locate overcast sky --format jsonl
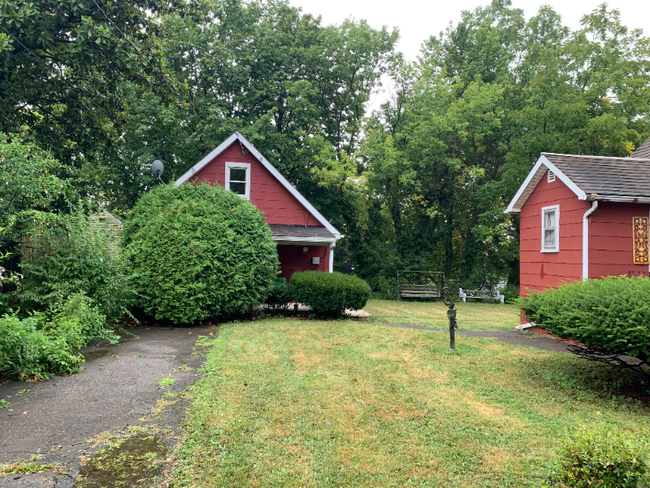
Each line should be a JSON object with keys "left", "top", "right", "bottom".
{"left": 290, "top": 0, "right": 649, "bottom": 61}
{"left": 289, "top": 0, "right": 649, "bottom": 108}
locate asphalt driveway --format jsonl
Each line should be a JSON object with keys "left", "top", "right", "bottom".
{"left": 0, "top": 326, "right": 215, "bottom": 488}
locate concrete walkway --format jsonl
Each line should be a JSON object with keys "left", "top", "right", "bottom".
{"left": 0, "top": 326, "right": 215, "bottom": 488}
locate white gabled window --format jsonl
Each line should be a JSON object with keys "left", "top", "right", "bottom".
{"left": 225, "top": 162, "right": 251, "bottom": 200}
{"left": 547, "top": 170, "right": 555, "bottom": 183}
{"left": 541, "top": 205, "right": 559, "bottom": 252}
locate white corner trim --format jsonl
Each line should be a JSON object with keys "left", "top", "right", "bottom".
{"left": 174, "top": 132, "right": 342, "bottom": 239}
{"left": 582, "top": 201, "right": 598, "bottom": 279}
{"left": 225, "top": 162, "right": 251, "bottom": 200}
{"left": 329, "top": 242, "right": 335, "bottom": 273}
{"left": 541, "top": 204, "right": 560, "bottom": 252}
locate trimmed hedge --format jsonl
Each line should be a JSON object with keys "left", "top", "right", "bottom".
{"left": 518, "top": 276, "right": 650, "bottom": 363}
{"left": 123, "top": 183, "right": 278, "bottom": 324}
{"left": 291, "top": 271, "right": 371, "bottom": 318}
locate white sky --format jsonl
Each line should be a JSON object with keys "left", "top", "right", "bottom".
{"left": 290, "top": 0, "right": 650, "bottom": 108}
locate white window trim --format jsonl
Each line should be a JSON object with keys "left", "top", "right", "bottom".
{"left": 541, "top": 204, "right": 560, "bottom": 253}
{"left": 225, "top": 162, "right": 251, "bottom": 200}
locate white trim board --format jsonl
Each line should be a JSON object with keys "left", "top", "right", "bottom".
{"left": 175, "top": 132, "right": 342, "bottom": 239}
{"left": 505, "top": 154, "right": 587, "bottom": 213}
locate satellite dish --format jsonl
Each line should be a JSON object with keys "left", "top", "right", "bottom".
{"left": 152, "top": 160, "right": 164, "bottom": 178}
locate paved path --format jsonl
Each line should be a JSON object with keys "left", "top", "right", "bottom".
{"left": 0, "top": 326, "right": 215, "bottom": 488}
{"left": 379, "top": 322, "right": 574, "bottom": 353}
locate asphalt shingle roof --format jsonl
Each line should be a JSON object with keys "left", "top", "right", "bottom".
{"left": 543, "top": 152, "right": 650, "bottom": 199}
{"left": 632, "top": 137, "right": 650, "bottom": 159}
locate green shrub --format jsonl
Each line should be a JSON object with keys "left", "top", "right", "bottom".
{"left": 501, "top": 284, "right": 519, "bottom": 304}
{"left": 290, "top": 271, "right": 371, "bottom": 318}
{"left": 17, "top": 210, "right": 136, "bottom": 326}
{"left": 123, "top": 183, "right": 278, "bottom": 324}
{"left": 546, "top": 423, "right": 650, "bottom": 487}
{"left": 263, "top": 284, "right": 294, "bottom": 313}
{"left": 0, "top": 293, "right": 109, "bottom": 379}
{"left": 518, "top": 277, "right": 650, "bottom": 364}
{"left": 366, "top": 276, "right": 397, "bottom": 300}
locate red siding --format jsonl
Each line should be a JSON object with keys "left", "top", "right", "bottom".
{"left": 519, "top": 171, "right": 590, "bottom": 297}
{"left": 589, "top": 202, "right": 649, "bottom": 278}
{"left": 277, "top": 245, "right": 330, "bottom": 281}
{"left": 190, "top": 142, "right": 321, "bottom": 226}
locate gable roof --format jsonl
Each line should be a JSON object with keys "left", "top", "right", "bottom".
{"left": 506, "top": 152, "right": 650, "bottom": 213}
{"left": 175, "top": 132, "right": 341, "bottom": 238}
{"left": 632, "top": 136, "right": 650, "bottom": 159}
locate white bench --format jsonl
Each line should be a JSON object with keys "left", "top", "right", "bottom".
{"left": 458, "top": 287, "right": 504, "bottom": 304}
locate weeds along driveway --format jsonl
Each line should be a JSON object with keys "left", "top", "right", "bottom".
{"left": 0, "top": 325, "right": 216, "bottom": 488}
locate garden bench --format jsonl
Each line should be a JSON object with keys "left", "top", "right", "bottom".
{"left": 399, "top": 283, "right": 440, "bottom": 299}
{"left": 458, "top": 286, "right": 504, "bottom": 304}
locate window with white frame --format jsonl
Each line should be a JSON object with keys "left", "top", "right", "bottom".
{"left": 225, "top": 162, "right": 250, "bottom": 200}
{"left": 541, "top": 205, "right": 559, "bottom": 252}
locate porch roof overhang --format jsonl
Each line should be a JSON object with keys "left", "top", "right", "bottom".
{"left": 270, "top": 224, "right": 339, "bottom": 246}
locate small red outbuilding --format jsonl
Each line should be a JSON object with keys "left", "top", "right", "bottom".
{"left": 505, "top": 137, "right": 650, "bottom": 306}
{"left": 174, "top": 132, "right": 342, "bottom": 282}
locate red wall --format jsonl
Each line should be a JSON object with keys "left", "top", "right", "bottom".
{"left": 589, "top": 202, "right": 649, "bottom": 278}
{"left": 277, "top": 245, "right": 330, "bottom": 281}
{"left": 519, "top": 171, "right": 590, "bottom": 297}
{"left": 190, "top": 142, "right": 321, "bottom": 226}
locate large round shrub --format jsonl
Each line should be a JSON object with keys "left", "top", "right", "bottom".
{"left": 290, "top": 271, "right": 371, "bottom": 318}
{"left": 123, "top": 183, "right": 278, "bottom": 324}
{"left": 518, "top": 276, "right": 650, "bottom": 363}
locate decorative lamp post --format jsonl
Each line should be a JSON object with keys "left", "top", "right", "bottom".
{"left": 442, "top": 286, "right": 458, "bottom": 350}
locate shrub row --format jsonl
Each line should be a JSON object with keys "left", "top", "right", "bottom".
{"left": 265, "top": 271, "right": 371, "bottom": 318}
{"left": 518, "top": 276, "right": 650, "bottom": 363}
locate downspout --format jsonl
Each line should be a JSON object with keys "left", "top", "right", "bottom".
{"left": 582, "top": 201, "right": 598, "bottom": 280}
{"left": 329, "top": 242, "right": 336, "bottom": 273}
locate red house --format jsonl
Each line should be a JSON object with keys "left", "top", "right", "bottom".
{"left": 174, "top": 132, "right": 342, "bottom": 282}
{"left": 505, "top": 138, "right": 650, "bottom": 309}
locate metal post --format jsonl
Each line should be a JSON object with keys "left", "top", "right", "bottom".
{"left": 442, "top": 287, "right": 458, "bottom": 350}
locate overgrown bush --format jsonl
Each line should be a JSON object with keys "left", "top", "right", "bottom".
{"left": 123, "top": 183, "right": 278, "bottom": 324}
{"left": 290, "top": 271, "right": 371, "bottom": 318}
{"left": 0, "top": 293, "right": 112, "bottom": 379}
{"left": 546, "top": 423, "right": 650, "bottom": 487}
{"left": 16, "top": 211, "right": 135, "bottom": 325}
{"left": 518, "top": 277, "right": 650, "bottom": 365}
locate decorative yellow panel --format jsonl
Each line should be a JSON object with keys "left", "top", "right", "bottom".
{"left": 633, "top": 217, "right": 649, "bottom": 265}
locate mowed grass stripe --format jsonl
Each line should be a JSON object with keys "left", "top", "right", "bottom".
{"left": 363, "top": 299, "right": 520, "bottom": 331}
{"left": 171, "top": 319, "right": 649, "bottom": 487}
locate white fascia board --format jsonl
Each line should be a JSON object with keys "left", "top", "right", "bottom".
{"left": 174, "top": 132, "right": 342, "bottom": 239}
{"left": 272, "top": 236, "right": 336, "bottom": 246}
{"left": 505, "top": 154, "right": 587, "bottom": 213}
{"left": 174, "top": 132, "right": 240, "bottom": 186}
{"left": 540, "top": 155, "right": 587, "bottom": 201}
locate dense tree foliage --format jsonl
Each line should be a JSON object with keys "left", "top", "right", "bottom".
{"left": 347, "top": 0, "right": 650, "bottom": 284}
{"left": 2, "top": 0, "right": 649, "bottom": 289}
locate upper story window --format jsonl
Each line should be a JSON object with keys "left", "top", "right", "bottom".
{"left": 542, "top": 205, "right": 559, "bottom": 252}
{"left": 225, "top": 162, "right": 250, "bottom": 200}
{"left": 547, "top": 170, "right": 555, "bottom": 183}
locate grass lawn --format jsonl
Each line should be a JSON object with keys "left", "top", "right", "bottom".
{"left": 170, "top": 319, "right": 649, "bottom": 487}
{"left": 364, "top": 299, "right": 520, "bottom": 330}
